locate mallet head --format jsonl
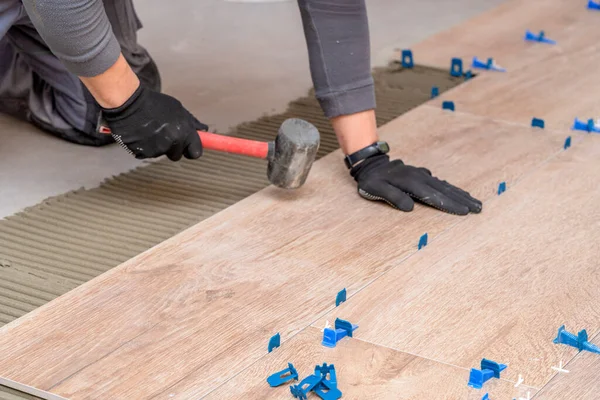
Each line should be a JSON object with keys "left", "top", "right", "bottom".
{"left": 267, "top": 118, "right": 320, "bottom": 189}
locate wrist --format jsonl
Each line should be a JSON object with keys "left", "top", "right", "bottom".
{"left": 331, "top": 110, "right": 378, "bottom": 154}
{"left": 80, "top": 54, "right": 140, "bottom": 108}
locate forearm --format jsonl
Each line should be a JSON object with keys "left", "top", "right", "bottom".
{"left": 80, "top": 54, "right": 139, "bottom": 108}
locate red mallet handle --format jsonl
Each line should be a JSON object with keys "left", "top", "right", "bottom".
{"left": 198, "top": 131, "right": 270, "bottom": 159}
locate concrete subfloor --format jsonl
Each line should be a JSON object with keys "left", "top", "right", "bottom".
{"left": 0, "top": 0, "right": 505, "bottom": 219}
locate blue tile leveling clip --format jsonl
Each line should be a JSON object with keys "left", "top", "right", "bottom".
{"left": 442, "top": 101, "right": 455, "bottom": 112}
{"left": 401, "top": 49, "right": 414, "bottom": 68}
{"left": 267, "top": 363, "right": 299, "bottom": 387}
{"left": 553, "top": 325, "right": 600, "bottom": 354}
{"left": 531, "top": 118, "right": 545, "bottom": 129}
{"left": 468, "top": 358, "right": 507, "bottom": 389}
{"left": 322, "top": 318, "right": 358, "bottom": 348}
{"left": 290, "top": 363, "right": 342, "bottom": 400}
{"left": 450, "top": 58, "right": 463, "bottom": 77}
{"left": 268, "top": 332, "right": 280, "bottom": 353}
{"left": 472, "top": 57, "right": 506, "bottom": 72}
{"left": 588, "top": 0, "right": 600, "bottom": 10}
{"left": 431, "top": 86, "right": 439, "bottom": 99}
{"left": 335, "top": 288, "right": 346, "bottom": 307}
{"left": 497, "top": 182, "right": 506, "bottom": 196}
{"left": 572, "top": 118, "right": 600, "bottom": 133}
{"left": 524, "top": 30, "right": 556, "bottom": 45}
{"left": 418, "top": 233, "right": 428, "bottom": 250}
{"left": 564, "top": 136, "right": 572, "bottom": 150}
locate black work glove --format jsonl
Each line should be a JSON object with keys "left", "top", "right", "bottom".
{"left": 351, "top": 154, "right": 482, "bottom": 215}
{"left": 102, "top": 86, "right": 207, "bottom": 161}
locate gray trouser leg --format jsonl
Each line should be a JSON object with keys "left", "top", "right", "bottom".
{"left": 297, "top": 0, "right": 376, "bottom": 119}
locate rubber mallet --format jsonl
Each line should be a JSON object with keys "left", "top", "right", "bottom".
{"left": 101, "top": 118, "right": 320, "bottom": 189}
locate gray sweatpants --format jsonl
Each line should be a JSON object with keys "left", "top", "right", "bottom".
{"left": 0, "top": 0, "right": 375, "bottom": 145}
{"left": 0, "top": 0, "right": 150, "bottom": 145}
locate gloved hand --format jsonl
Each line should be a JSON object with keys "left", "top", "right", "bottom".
{"left": 102, "top": 86, "right": 207, "bottom": 161}
{"left": 350, "top": 154, "right": 482, "bottom": 215}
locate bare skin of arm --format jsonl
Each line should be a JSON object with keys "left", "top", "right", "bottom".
{"left": 79, "top": 54, "right": 140, "bottom": 109}
{"left": 331, "top": 109, "right": 379, "bottom": 155}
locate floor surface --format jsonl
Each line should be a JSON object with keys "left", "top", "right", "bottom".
{"left": 0, "top": 0, "right": 505, "bottom": 218}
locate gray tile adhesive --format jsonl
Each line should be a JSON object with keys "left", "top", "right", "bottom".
{"left": 0, "top": 63, "right": 466, "bottom": 399}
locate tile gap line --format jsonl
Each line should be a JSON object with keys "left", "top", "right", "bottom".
{"left": 532, "top": 330, "right": 600, "bottom": 398}
{"left": 351, "top": 334, "right": 541, "bottom": 391}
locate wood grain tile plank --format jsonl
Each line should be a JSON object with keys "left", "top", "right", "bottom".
{"left": 313, "top": 137, "right": 600, "bottom": 389}
{"left": 0, "top": 107, "right": 567, "bottom": 399}
{"left": 205, "top": 327, "right": 536, "bottom": 400}
{"left": 411, "top": 0, "right": 599, "bottom": 72}
{"left": 534, "top": 333, "right": 600, "bottom": 399}
{"left": 430, "top": 43, "right": 600, "bottom": 130}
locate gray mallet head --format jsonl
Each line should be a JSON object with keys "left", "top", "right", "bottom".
{"left": 267, "top": 118, "right": 320, "bottom": 189}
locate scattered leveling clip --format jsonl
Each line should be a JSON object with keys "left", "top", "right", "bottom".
{"left": 267, "top": 363, "right": 299, "bottom": 387}
{"left": 322, "top": 318, "right": 358, "bottom": 348}
{"left": 588, "top": 0, "right": 600, "bottom": 10}
{"left": 524, "top": 30, "right": 556, "bottom": 45}
{"left": 468, "top": 358, "right": 507, "bottom": 389}
{"left": 290, "top": 363, "right": 342, "bottom": 400}
{"left": 472, "top": 57, "right": 506, "bottom": 72}
{"left": 553, "top": 325, "right": 600, "bottom": 354}
{"left": 564, "top": 136, "right": 572, "bottom": 150}
{"left": 431, "top": 86, "right": 439, "bottom": 99}
{"left": 572, "top": 118, "right": 600, "bottom": 133}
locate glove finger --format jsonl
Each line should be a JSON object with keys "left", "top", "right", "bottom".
{"left": 428, "top": 178, "right": 482, "bottom": 213}
{"left": 183, "top": 131, "right": 203, "bottom": 160}
{"left": 358, "top": 181, "right": 414, "bottom": 212}
{"left": 398, "top": 178, "right": 470, "bottom": 215}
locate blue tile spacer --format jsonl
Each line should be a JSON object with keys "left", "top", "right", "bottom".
{"left": 268, "top": 332, "right": 280, "bottom": 353}
{"left": 588, "top": 0, "right": 600, "bottom": 10}
{"left": 322, "top": 318, "right": 359, "bottom": 348}
{"left": 401, "top": 49, "right": 414, "bottom": 68}
{"left": 524, "top": 30, "right": 557, "bottom": 45}
{"left": 468, "top": 358, "right": 507, "bottom": 389}
{"left": 418, "top": 233, "right": 428, "bottom": 250}
{"left": 553, "top": 325, "right": 600, "bottom": 354}
{"left": 572, "top": 118, "right": 600, "bottom": 133}
{"left": 472, "top": 56, "right": 506, "bottom": 72}
{"left": 450, "top": 58, "right": 463, "bottom": 77}
{"left": 431, "top": 86, "right": 440, "bottom": 99}
{"left": 290, "top": 374, "right": 322, "bottom": 399}
{"left": 314, "top": 363, "right": 337, "bottom": 386}
{"left": 267, "top": 363, "right": 299, "bottom": 387}
{"left": 442, "top": 101, "right": 455, "bottom": 112}
{"left": 313, "top": 379, "right": 342, "bottom": 400}
{"left": 564, "top": 136, "right": 572, "bottom": 150}
{"left": 497, "top": 182, "right": 506, "bottom": 195}
{"left": 335, "top": 288, "right": 347, "bottom": 307}
{"left": 464, "top": 70, "right": 474, "bottom": 80}
{"left": 482, "top": 394, "right": 489, "bottom": 400}
{"left": 531, "top": 118, "right": 545, "bottom": 129}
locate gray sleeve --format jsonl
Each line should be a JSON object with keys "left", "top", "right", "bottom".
{"left": 297, "top": 0, "right": 375, "bottom": 118}
{"left": 21, "top": 0, "right": 121, "bottom": 77}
